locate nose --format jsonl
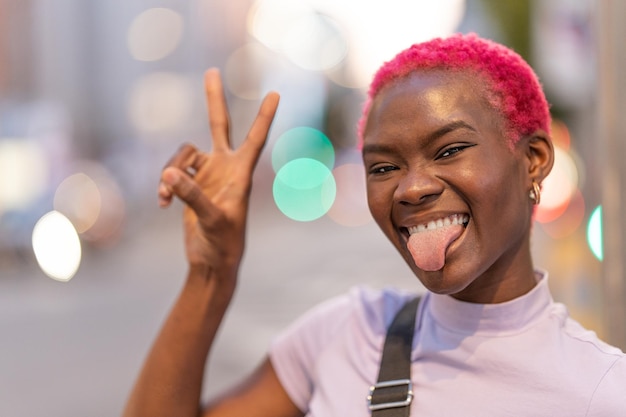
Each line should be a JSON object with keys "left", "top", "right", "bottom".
{"left": 394, "top": 168, "right": 443, "bottom": 205}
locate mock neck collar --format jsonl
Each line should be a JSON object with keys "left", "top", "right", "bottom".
{"left": 427, "top": 270, "right": 553, "bottom": 335}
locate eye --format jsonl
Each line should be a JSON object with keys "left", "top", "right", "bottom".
{"left": 437, "top": 144, "right": 475, "bottom": 159}
{"left": 369, "top": 164, "right": 398, "bottom": 175}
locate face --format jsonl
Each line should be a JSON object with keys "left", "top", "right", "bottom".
{"left": 362, "top": 71, "right": 537, "bottom": 303}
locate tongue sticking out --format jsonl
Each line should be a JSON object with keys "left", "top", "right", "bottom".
{"left": 408, "top": 223, "right": 464, "bottom": 271}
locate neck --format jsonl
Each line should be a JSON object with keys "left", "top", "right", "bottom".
{"left": 452, "top": 247, "right": 538, "bottom": 304}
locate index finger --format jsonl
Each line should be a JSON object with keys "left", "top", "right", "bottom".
{"left": 204, "top": 68, "right": 231, "bottom": 151}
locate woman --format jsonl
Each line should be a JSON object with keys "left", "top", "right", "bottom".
{"left": 123, "top": 34, "right": 625, "bottom": 417}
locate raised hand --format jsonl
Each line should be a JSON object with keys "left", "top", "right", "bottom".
{"left": 123, "top": 71, "right": 283, "bottom": 417}
{"left": 158, "top": 68, "right": 280, "bottom": 280}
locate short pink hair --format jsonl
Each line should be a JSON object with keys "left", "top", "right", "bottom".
{"left": 357, "top": 33, "right": 551, "bottom": 147}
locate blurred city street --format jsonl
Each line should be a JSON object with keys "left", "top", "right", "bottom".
{"left": 0, "top": 189, "right": 417, "bottom": 417}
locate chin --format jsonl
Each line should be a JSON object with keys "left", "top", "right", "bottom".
{"left": 412, "top": 263, "right": 475, "bottom": 296}
{"left": 396, "top": 244, "right": 477, "bottom": 296}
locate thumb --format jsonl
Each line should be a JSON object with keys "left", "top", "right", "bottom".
{"left": 161, "top": 167, "right": 213, "bottom": 219}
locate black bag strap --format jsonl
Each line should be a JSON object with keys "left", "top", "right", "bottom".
{"left": 367, "top": 296, "right": 421, "bottom": 417}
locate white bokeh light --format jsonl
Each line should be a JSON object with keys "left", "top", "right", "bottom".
{"left": 249, "top": 0, "right": 466, "bottom": 87}
{"left": 32, "top": 211, "right": 82, "bottom": 282}
{"left": 128, "top": 72, "right": 194, "bottom": 136}
{"left": 249, "top": 0, "right": 347, "bottom": 71}
{"left": 282, "top": 13, "right": 347, "bottom": 71}
{"left": 224, "top": 43, "right": 273, "bottom": 100}
{"left": 324, "top": 0, "right": 466, "bottom": 88}
{"left": 127, "top": 8, "right": 184, "bottom": 62}
{"left": 248, "top": 0, "right": 314, "bottom": 51}
{"left": 0, "top": 139, "right": 48, "bottom": 212}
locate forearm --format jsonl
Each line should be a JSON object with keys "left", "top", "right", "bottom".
{"left": 122, "top": 265, "right": 237, "bottom": 417}
{"left": 130, "top": 67, "right": 280, "bottom": 417}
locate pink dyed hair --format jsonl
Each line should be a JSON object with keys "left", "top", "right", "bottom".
{"left": 357, "top": 33, "right": 551, "bottom": 147}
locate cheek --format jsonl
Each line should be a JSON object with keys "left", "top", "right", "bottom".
{"left": 366, "top": 182, "right": 393, "bottom": 223}
{"left": 471, "top": 165, "right": 528, "bottom": 224}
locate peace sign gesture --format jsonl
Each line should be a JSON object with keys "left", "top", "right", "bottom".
{"left": 158, "top": 69, "right": 280, "bottom": 282}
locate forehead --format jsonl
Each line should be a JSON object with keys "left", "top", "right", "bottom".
{"left": 363, "top": 71, "right": 503, "bottom": 144}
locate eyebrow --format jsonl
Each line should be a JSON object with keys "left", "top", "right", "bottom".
{"left": 362, "top": 120, "right": 477, "bottom": 155}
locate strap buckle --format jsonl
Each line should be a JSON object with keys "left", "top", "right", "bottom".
{"left": 367, "top": 378, "right": 413, "bottom": 411}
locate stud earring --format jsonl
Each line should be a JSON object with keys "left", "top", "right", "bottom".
{"left": 529, "top": 181, "right": 541, "bottom": 205}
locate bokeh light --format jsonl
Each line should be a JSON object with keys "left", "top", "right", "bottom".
{"left": 248, "top": 0, "right": 465, "bottom": 86}
{"left": 224, "top": 43, "right": 273, "bottom": 100}
{"left": 248, "top": 0, "right": 314, "bottom": 52}
{"left": 587, "top": 205, "right": 603, "bottom": 261}
{"left": 539, "top": 189, "right": 585, "bottom": 239}
{"left": 536, "top": 146, "right": 579, "bottom": 223}
{"left": 551, "top": 119, "right": 571, "bottom": 151}
{"left": 54, "top": 173, "right": 101, "bottom": 233}
{"left": 0, "top": 139, "right": 48, "bottom": 212}
{"left": 327, "top": 163, "right": 371, "bottom": 227}
{"left": 271, "top": 126, "right": 335, "bottom": 173}
{"left": 127, "top": 8, "right": 184, "bottom": 62}
{"left": 317, "top": 0, "right": 466, "bottom": 88}
{"left": 32, "top": 211, "right": 82, "bottom": 282}
{"left": 53, "top": 161, "right": 126, "bottom": 246}
{"left": 249, "top": 0, "right": 347, "bottom": 71}
{"left": 281, "top": 13, "right": 347, "bottom": 71}
{"left": 127, "top": 72, "right": 194, "bottom": 136}
{"left": 273, "top": 158, "right": 336, "bottom": 221}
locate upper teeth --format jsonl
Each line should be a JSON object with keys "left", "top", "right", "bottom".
{"left": 408, "top": 214, "right": 469, "bottom": 235}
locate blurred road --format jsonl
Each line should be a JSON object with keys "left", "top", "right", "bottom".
{"left": 0, "top": 191, "right": 418, "bottom": 417}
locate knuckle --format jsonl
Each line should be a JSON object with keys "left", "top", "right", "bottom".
{"left": 174, "top": 142, "right": 198, "bottom": 160}
{"left": 185, "top": 184, "right": 202, "bottom": 205}
{"left": 178, "top": 142, "right": 197, "bottom": 154}
{"left": 178, "top": 142, "right": 196, "bottom": 152}
{"left": 163, "top": 143, "right": 199, "bottom": 170}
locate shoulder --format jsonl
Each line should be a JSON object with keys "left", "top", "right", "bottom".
{"left": 275, "top": 285, "right": 418, "bottom": 344}
{"left": 586, "top": 355, "right": 626, "bottom": 416}
{"left": 268, "top": 286, "right": 418, "bottom": 412}
{"left": 556, "top": 314, "right": 626, "bottom": 414}
{"left": 560, "top": 314, "right": 624, "bottom": 357}
{"left": 347, "top": 285, "right": 419, "bottom": 335}
{"left": 268, "top": 285, "right": 420, "bottom": 375}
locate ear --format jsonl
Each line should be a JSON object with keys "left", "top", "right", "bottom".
{"left": 523, "top": 129, "right": 554, "bottom": 184}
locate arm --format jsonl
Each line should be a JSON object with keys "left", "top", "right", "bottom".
{"left": 122, "top": 69, "right": 302, "bottom": 417}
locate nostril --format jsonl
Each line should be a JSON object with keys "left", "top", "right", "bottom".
{"left": 397, "top": 191, "right": 441, "bottom": 206}
{"left": 394, "top": 173, "right": 443, "bottom": 206}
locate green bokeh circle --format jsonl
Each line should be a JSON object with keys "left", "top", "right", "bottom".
{"left": 587, "top": 205, "right": 603, "bottom": 261}
{"left": 271, "top": 126, "right": 335, "bottom": 173}
{"left": 273, "top": 158, "right": 336, "bottom": 222}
